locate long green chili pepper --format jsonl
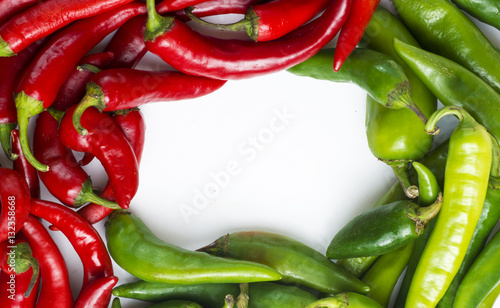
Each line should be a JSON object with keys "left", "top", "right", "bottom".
{"left": 304, "top": 292, "right": 383, "bottom": 308}
{"left": 478, "top": 283, "right": 500, "bottom": 308}
{"left": 406, "top": 106, "right": 493, "bottom": 307}
{"left": 361, "top": 243, "right": 414, "bottom": 307}
{"left": 286, "top": 48, "right": 427, "bottom": 123}
{"left": 105, "top": 211, "right": 282, "bottom": 284}
{"left": 451, "top": 0, "right": 500, "bottom": 30}
{"left": 246, "top": 282, "right": 318, "bottom": 308}
{"left": 198, "top": 231, "right": 370, "bottom": 294}
{"left": 146, "top": 300, "right": 203, "bottom": 308}
{"left": 392, "top": 0, "right": 500, "bottom": 94}
{"left": 359, "top": 6, "right": 437, "bottom": 197}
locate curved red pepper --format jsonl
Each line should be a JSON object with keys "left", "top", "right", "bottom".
{"left": 156, "top": 0, "right": 210, "bottom": 12}
{"left": 0, "top": 0, "right": 39, "bottom": 25}
{"left": 0, "top": 266, "right": 40, "bottom": 308}
{"left": 75, "top": 275, "right": 119, "bottom": 308}
{"left": 32, "top": 111, "right": 120, "bottom": 209}
{"left": 0, "top": 168, "right": 31, "bottom": 243}
{"left": 11, "top": 129, "right": 40, "bottom": 199}
{"left": 52, "top": 51, "right": 115, "bottom": 112}
{"left": 72, "top": 68, "right": 226, "bottom": 133}
{"left": 13, "top": 1, "right": 147, "bottom": 172}
{"left": 144, "top": 0, "right": 352, "bottom": 80}
{"left": 77, "top": 108, "right": 146, "bottom": 224}
{"left": 30, "top": 199, "right": 114, "bottom": 292}
{"left": 0, "top": 0, "right": 138, "bottom": 57}
{"left": 22, "top": 215, "right": 73, "bottom": 308}
{"left": 171, "top": 0, "right": 262, "bottom": 21}
{"left": 0, "top": 39, "right": 45, "bottom": 160}
{"left": 333, "top": 0, "right": 380, "bottom": 71}
{"left": 59, "top": 105, "right": 140, "bottom": 209}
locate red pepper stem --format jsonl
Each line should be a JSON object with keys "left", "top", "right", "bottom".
{"left": 15, "top": 91, "right": 49, "bottom": 172}
{"left": 145, "top": 0, "right": 175, "bottom": 41}
{"left": 184, "top": 7, "right": 257, "bottom": 40}
{"left": 75, "top": 177, "right": 121, "bottom": 209}
{"left": 0, "top": 123, "right": 18, "bottom": 160}
{"left": 407, "top": 193, "right": 443, "bottom": 235}
{"left": 77, "top": 63, "right": 102, "bottom": 74}
{"left": 73, "top": 82, "right": 106, "bottom": 136}
{"left": 8, "top": 242, "right": 40, "bottom": 297}
{"left": 388, "top": 161, "right": 419, "bottom": 199}
{"left": 0, "top": 36, "right": 15, "bottom": 57}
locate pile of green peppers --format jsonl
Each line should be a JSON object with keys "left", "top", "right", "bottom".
{"left": 108, "top": 1, "right": 500, "bottom": 307}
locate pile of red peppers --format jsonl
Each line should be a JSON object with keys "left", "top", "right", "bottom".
{"left": 0, "top": 0, "right": 378, "bottom": 307}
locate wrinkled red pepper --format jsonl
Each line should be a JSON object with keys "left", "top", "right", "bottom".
{"left": 0, "top": 0, "right": 138, "bottom": 56}
{"left": 11, "top": 129, "right": 40, "bottom": 199}
{"left": 13, "top": 1, "right": 147, "bottom": 172}
{"left": 144, "top": 0, "right": 352, "bottom": 80}
{"left": 59, "top": 105, "right": 140, "bottom": 210}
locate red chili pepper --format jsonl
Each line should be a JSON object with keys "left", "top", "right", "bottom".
{"left": 30, "top": 199, "right": 114, "bottom": 292}
{"left": 32, "top": 110, "right": 121, "bottom": 209}
{"left": 22, "top": 215, "right": 73, "bottom": 308}
{"left": 0, "top": 39, "right": 45, "bottom": 160}
{"left": 186, "top": 0, "right": 331, "bottom": 42}
{"left": 74, "top": 275, "right": 119, "bottom": 308}
{"left": 11, "top": 129, "right": 40, "bottom": 199}
{"left": 13, "top": 1, "right": 147, "bottom": 172}
{"left": 0, "top": 0, "right": 139, "bottom": 57}
{"left": 156, "top": 0, "right": 210, "bottom": 13}
{"left": 333, "top": 0, "right": 380, "bottom": 71}
{"left": 0, "top": 0, "right": 39, "bottom": 25}
{"left": 0, "top": 266, "right": 40, "bottom": 307}
{"left": 77, "top": 109, "right": 146, "bottom": 224}
{"left": 59, "top": 105, "right": 140, "bottom": 210}
{"left": 171, "top": 0, "right": 262, "bottom": 21}
{"left": 52, "top": 51, "right": 116, "bottom": 112}
{"left": 72, "top": 68, "right": 226, "bottom": 134}
{"left": 0, "top": 167, "right": 31, "bottom": 243}
{"left": 144, "top": 0, "right": 352, "bottom": 80}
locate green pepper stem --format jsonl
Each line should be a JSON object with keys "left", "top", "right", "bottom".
{"left": 389, "top": 161, "right": 419, "bottom": 199}
{"left": 0, "top": 36, "right": 15, "bottom": 57}
{"left": 223, "top": 294, "right": 235, "bottom": 308}
{"left": 0, "top": 123, "right": 18, "bottom": 160}
{"left": 74, "top": 177, "right": 122, "bottom": 209}
{"left": 46, "top": 107, "right": 65, "bottom": 123}
{"left": 15, "top": 91, "right": 48, "bottom": 172}
{"left": 72, "top": 81, "right": 106, "bottom": 136}
{"left": 425, "top": 106, "right": 478, "bottom": 135}
{"left": 407, "top": 193, "right": 443, "bottom": 235}
{"left": 387, "top": 81, "right": 428, "bottom": 124}
{"left": 236, "top": 283, "right": 249, "bottom": 308}
{"left": 8, "top": 242, "right": 39, "bottom": 297}
{"left": 145, "top": 0, "right": 175, "bottom": 42}
{"left": 77, "top": 63, "right": 101, "bottom": 74}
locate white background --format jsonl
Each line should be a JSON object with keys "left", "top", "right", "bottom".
{"left": 3, "top": 0, "right": 499, "bottom": 307}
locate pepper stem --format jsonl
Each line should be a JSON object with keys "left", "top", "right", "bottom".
{"left": 0, "top": 123, "right": 18, "bottom": 160}
{"left": 236, "top": 283, "right": 249, "bottom": 308}
{"left": 303, "top": 294, "right": 348, "bottom": 308}
{"left": 144, "top": 0, "right": 175, "bottom": 42}
{"left": 389, "top": 161, "right": 419, "bottom": 199}
{"left": 224, "top": 295, "right": 235, "bottom": 308}
{"left": 15, "top": 91, "right": 48, "bottom": 172}
{"left": 0, "top": 36, "right": 15, "bottom": 57}
{"left": 387, "top": 81, "right": 427, "bottom": 124}
{"left": 425, "top": 106, "right": 479, "bottom": 135}
{"left": 72, "top": 81, "right": 106, "bottom": 136}
{"left": 74, "top": 177, "right": 122, "bottom": 209}
{"left": 7, "top": 242, "right": 39, "bottom": 297}
{"left": 407, "top": 193, "right": 443, "bottom": 235}
{"left": 77, "top": 63, "right": 101, "bottom": 74}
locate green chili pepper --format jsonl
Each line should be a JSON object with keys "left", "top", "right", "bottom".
{"left": 146, "top": 300, "right": 203, "bottom": 308}
{"left": 105, "top": 211, "right": 282, "bottom": 284}
{"left": 361, "top": 243, "right": 414, "bottom": 307}
{"left": 405, "top": 106, "right": 493, "bottom": 307}
{"left": 287, "top": 48, "right": 426, "bottom": 123}
{"left": 451, "top": 0, "right": 500, "bottom": 30}
{"left": 197, "top": 231, "right": 369, "bottom": 294}
{"left": 412, "top": 162, "right": 440, "bottom": 207}
{"left": 392, "top": 0, "right": 500, "bottom": 94}
{"left": 478, "top": 283, "right": 500, "bottom": 308}
{"left": 304, "top": 292, "right": 383, "bottom": 308}
{"left": 360, "top": 6, "right": 437, "bottom": 197}
{"left": 326, "top": 195, "right": 441, "bottom": 259}
{"left": 111, "top": 297, "right": 122, "bottom": 308}
{"left": 247, "top": 282, "right": 318, "bottom": 308}
{"left": 113, "top": 280, "right": 239, "bottom": 307}
{"left": 454, "top": 227, "right": 500, "bottom": 307}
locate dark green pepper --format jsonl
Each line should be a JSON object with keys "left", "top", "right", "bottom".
{"left": 287, "top": 48, "right": 426, "bottom": 123}
{"left": 198, "top": 231, "right": 370, "bottom": 294}
{"left": 304, "top": 292, "right": 383, "bottom": 308}
{"left": 247, "top": 282, "right": 318, "bottom": 308}
{"left": 146, "top": 300, "right": 203, "bottom": 308}
{"left": 451, "top": 0, "right": 500, "bottom": 30}
{"left": 105, "top": 211, "right": 282, "bottom": 284}
{"left": 326, "top": 195, "right": 441, "bottom": 259}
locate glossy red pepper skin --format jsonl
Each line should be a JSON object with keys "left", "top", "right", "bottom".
{"left": 32, "top": 111, "right": 120, "bottom": 209}
{"left": 144, "top": 0, "right": 352, "bottom": 80}
{"left": 0, "top": 0, "right": 138, "bottom": 56}
{"left": 59, "top": 105, "right": 140, "bottom": 210}
{"left": 333, "top": 0, "right": 380, "bottom": 71}
{"left": 156, "top": 0, "right": 209, "bottom": 12}
{"left": 0, "top": 266, "right": 40, "bottom": 308}
{"left": 30, "top": 199, "right": 114, "bottom": 292}
{"left": 74, "top": 275, "right": 119, "bottom": 308}
{"left": 0, "top": 167, "right": 31, "bottom": 243}
{"left": 11, "top": 129, "right": 40, "bottom": 199}
{"left": 52, "top": 51, "right": 115, "bottom": 112}
{"left": 22, "top": 215, "right": 73, "bottom": 308}
{"left": 77, "top": 109, "right": 146, "bottom": 224}
{"left": 14, "top": 2, "right": 147, "bottom": 172}
{"left": 0, "top": 0, "right": 39, "bottom": 25}
{"left": 171, "top": 0, "right": 262, "bottom": 20}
